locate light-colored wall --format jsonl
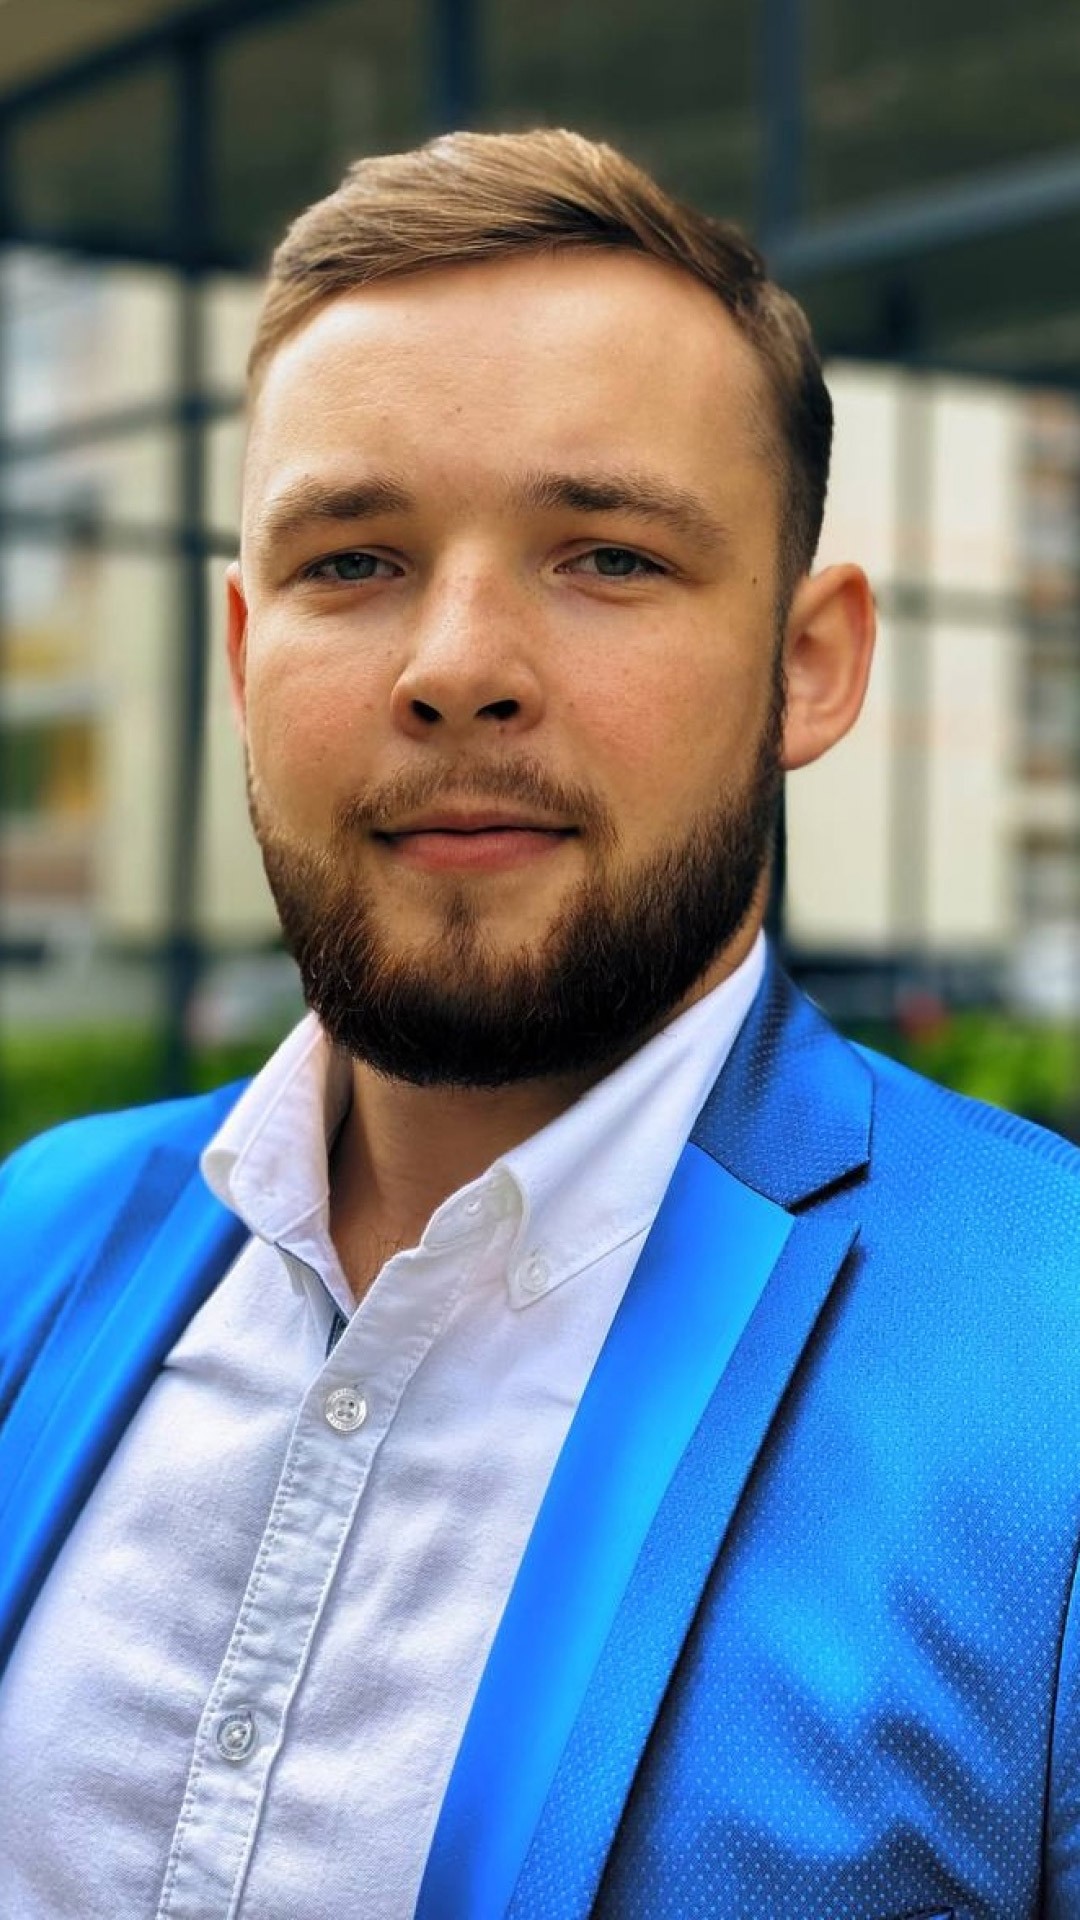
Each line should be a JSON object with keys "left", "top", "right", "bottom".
{"left": 96, "top": 553, "right": 177, "bottom": 939}
{"left": 99, "top": 279, "right": 278, "bottom": 943}
{"left": 785, "top": 364, "right": 1026, "bottom": 955}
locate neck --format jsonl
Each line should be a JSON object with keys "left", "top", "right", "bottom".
{"left": 333, "top": 1068, "right": 591, "bottom": 1255}
{"left": 326, "top": 914, "right": 763, "bottom": 1295}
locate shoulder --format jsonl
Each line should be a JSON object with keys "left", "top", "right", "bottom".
{"left": 849, "top": 1038, "right": 1080, "bottom": 1265}
{"left": 0, "top": 1081, "right": 249, "bottom": 1397}
{"left": 855, "top": 1036, "right": 1080, "bottom": 1176}
{"left": 0, "top": 1079, "right": 249, "bottom": 1218}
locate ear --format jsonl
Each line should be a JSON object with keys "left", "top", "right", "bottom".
{"left": 780, "top": 563, "right": 876, "bottom": 772}
{"left": 225, "top": 561, "right": 249, "bottom": 737}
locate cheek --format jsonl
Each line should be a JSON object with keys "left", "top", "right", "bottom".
{"left": 574, "top": 642, "right": 767, "bottom": 826}
{"left": 243, "top": 634, "right": 383, "bottom": 822}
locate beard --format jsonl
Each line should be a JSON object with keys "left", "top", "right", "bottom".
{"left": 249, "top": 671, "right": 783, "bottom": 1089}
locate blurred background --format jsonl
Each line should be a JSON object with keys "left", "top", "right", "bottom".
{"left": 3, "top": 0, "right": 1080, "bottom": 1150}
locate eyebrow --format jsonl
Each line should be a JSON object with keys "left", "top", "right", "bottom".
{"left": 513, "top": 469, "right": 730, "bottom": 554}
{"left": 255, "top": 467, "right": 729, "bottom": 557}
{"left": 256, "top": 476, "right": 414, "bottom": 554}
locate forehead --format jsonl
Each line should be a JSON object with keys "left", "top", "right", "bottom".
{"left": 244, "top": 250, "right": 775, "bottom": 521}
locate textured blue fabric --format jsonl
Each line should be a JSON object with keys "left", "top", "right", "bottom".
{"left": 504, "top": 970, "right": 1080, "bottom": 1919}
{"left": 416, "top": 1145, "right": 792, "bottom": 1920}
{"left": 3, "top": 961, "right": 1080, "bottom": 1918}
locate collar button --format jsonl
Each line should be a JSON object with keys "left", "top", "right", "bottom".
{"left": 519, "top": 1252, "right": 550, "bottom": 1297}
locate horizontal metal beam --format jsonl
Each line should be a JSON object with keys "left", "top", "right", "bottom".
{"left": 818, "top": 335, "right": 1080, "bottom": 393}
{"left": 771, "top": 145, "right": 1080, "bottom": 283}
{"left": 0, "top": 390, "right": 242, "bottom": 463}
{"left": 0, "top": 502, "right": 236, "bottom": 557}
{"left": 0, "top": 215, "right": 251, "bottom": 270}
{"left": 0, "top": 0, "right": 310, "bottom": 121}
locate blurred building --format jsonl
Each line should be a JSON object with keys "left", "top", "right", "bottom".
{"left": 1, "top": 0, "right": 1080, "bottom": 1063}
{"left": 789, "top": 368, "right": 1080, "bottom": 1018}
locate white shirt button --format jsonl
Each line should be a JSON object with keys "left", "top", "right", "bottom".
{"left": 519, "top": 1253, "right": 550, "bottom": 1297}
{"left": 323, "top": 1384, "right": 368, "bottom": 1433}
{"left": 216, "top": 1708, "right": 257, "bottom": 1763}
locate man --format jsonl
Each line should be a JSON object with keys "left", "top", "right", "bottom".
{"left": 0, "top": 127, "right": 1078, "bottom": 1920}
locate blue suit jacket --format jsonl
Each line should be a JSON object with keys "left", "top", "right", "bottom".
{"left": 3, "top": 958, "right": 1080, "bottom": 1919}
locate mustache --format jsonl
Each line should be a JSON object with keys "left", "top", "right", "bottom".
{"left": 331, "top": 759, "right": 616, "bottom": 846}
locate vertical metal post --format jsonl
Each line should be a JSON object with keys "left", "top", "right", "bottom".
{"left": 759, "top": 0, "right": 805, "bottom": 248}
{"left": 161, "top": 33, "right": 209, "bottom": 1095}
{"left": 431, "top": 0, "right": 478, "bottom": 132}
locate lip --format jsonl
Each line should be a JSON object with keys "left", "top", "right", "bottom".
{"left": 375, "top": 816, "right": 576, "bottom": 874}
{"left": 377, "top": 810, "right": 574, "bottom": 836}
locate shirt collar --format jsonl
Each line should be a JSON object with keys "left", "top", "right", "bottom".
{"left": 201, "top": 1012, "right": 352, "bottom": 1245}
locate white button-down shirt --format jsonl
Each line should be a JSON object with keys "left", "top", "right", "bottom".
{"left": 0, "top": 936, "right": 764, "bottom": 1919}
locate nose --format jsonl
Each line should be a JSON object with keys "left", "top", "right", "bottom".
{"left": 389, "top": 564, "right": 545, "bottom": 741}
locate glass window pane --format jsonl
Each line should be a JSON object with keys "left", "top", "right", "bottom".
{"left": 209, "top": 0, "right": 428, "bottom": 267}
{"left": 0, "top": 538, "right": 180, "bottom": 1139}
{"left": 205, "top": 413, "right": 244, "bottom": 544}
{"left": 205, "top": 273, "right": 263, "bottom": 395}
{"left": 798, "top": 208, "right": 1080, "bottom": 379}
{"left": 2, "top": 431, "right": 178, "bottom": 533}
{"left": 807, "top": 0, "right": 1080, "bottom": 216}
{"left": 10, "top": 61, "right": 177, "bottom": 255}
{"left": 789, "top": 364, "right": 1080, "bottom": 982}
{"left": 484, "top": 0, "right": 760, "bottom": 226}
{"left": 2, "top": 249, "right": 178, "bottom": 436}
{"left": 1, "top": 538, "right": 179, "bottom": 947}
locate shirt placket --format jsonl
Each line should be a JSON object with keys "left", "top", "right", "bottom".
{"left": 154, "top": 1267, "right": 465, "bottom": 1920}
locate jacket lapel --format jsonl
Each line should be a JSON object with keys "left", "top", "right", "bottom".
{"left": 418, "top": 959, "right": 872, "bottom": 1920}
{"left": 508, "top": 1204, "right": 861, "bottom": 1920}
{"left": 0, "top": 1147, "right": 247, "bottom": 1669}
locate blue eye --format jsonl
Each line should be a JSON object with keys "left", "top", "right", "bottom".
{"left": 574, "top": 547, "right": 665, "bottom": 578}
{"left": 303, "top": 551, "right": 394, "bottom": 583}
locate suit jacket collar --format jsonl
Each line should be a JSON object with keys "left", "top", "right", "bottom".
{"left": 691, "top": 949, "right": 873, "bottom": 1208}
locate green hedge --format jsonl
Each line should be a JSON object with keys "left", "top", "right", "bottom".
{"left": 3, "top": 1010, "right": 1080, "bottom": 1162}
{"left": 847, "top": 1012, "right": 1080, "bottom": 1141}
{"left": 0, "top": 1027, "right": 284, "bottom": 1160}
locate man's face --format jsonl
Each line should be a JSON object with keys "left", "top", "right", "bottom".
{"left": 231, "top": 250, "right": 793, "bottom": 1085}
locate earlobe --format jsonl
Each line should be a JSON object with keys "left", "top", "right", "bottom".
{"left": 780, "top": 563, "right": 876, "bottom": 773}
{"left": 225, "top": 562, "right": 249, "bottom": 737}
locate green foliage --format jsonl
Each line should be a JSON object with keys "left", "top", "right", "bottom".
{"left": 847, "top": 1011, "right": 1080, "bottom": 1140}
{"left": 0, "top": 1027, "right": 281, "bottom": 1160}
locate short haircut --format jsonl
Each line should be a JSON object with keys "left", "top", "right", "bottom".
{"left": 250, "top": 127, "right": 832, "bottom": 601}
